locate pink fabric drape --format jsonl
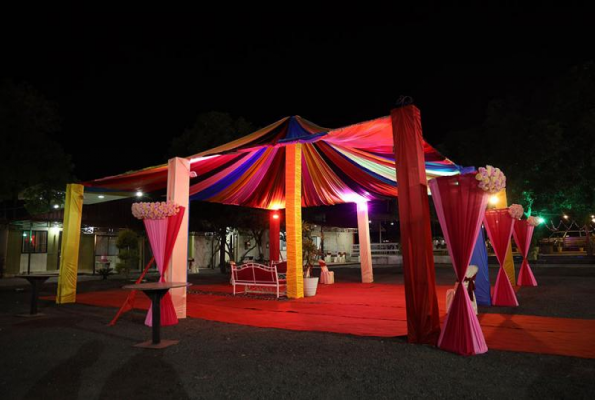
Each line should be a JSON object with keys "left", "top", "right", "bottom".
{"left": 513, "top": 220, "right": 538, "bottom": 286}
{"left": 429, "top": 173, "right": 488, "bottom": 355}
{"left": 145, "top": 207, "right": 186, "bottom": 327}
{"left": 484, "top": 209, "right": 519, "bottom": 306}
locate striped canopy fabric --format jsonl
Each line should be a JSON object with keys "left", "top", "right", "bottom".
{"left": 84, "top": 115, "right": 462, "bottom": 209}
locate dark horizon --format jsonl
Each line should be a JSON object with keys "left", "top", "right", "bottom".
{"left": 4, "top": 11, "right": 592, "bottom": 181}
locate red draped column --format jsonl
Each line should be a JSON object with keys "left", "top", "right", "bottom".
{"left": 269, "top": 210, "right": 281, "bottom": 263}
{"left": 391, "top": 104, "right": 440, "bottom": 345}
{"left": 484, "top": 209, "right": 519, "bottom": 306}
{"left": 513, "top": 220, "right": 538, "bottom": 286}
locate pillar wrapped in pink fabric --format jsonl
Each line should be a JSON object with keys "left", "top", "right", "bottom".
{"left": 143, "top": 207, "right": 186, "bottom": 327}
{"left": 429, "top": 173, "right": 488, "bottom": 356}
{"left": 513, "top": 219, "right": 538, "bottom": 286}
{"left": 484, "top": 209, "right": 519, "bottom": 306}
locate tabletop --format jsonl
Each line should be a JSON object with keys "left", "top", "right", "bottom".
{"left": 18, "top": 274, "right": 59, "bottom": 279}
{"left": 123, "top": 282, "right": 190, "bottom": 291}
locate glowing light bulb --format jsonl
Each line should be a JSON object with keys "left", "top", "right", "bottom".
{"left": 563, "top": 215, "right": 569, "bottom": 219}
{"left": 489, "top": 196, "right": 499, "bottom": 205}
{"left": 53, "top": 204, "right": 59, "bottom": 209}
{"left": 537, "top": 217, "right": 545, "bottom": 224}
{"left": 136, "top": 191, "right": 143, "bottom": 197}
{"left": 98, "top": 195, "right": 105, "bottom": 199}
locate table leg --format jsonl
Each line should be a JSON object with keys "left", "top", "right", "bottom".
{"left": 134, "top": 288, "right": 179, "bottom": 349}
{"left": 151, "top": 291, "right": 163, "bottom": 345}
{"left": 30, "top": 279, "right": 39, "bottom": 315}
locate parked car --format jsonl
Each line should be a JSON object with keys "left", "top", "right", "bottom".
{"left": 539, "top": 230, "right": 587, "bottom": 251}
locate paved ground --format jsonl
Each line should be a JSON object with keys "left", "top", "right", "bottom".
{"left": 1, "top": 264, "right": 594, "bottom": 399}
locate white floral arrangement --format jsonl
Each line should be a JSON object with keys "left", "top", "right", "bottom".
{"left": 508, "top": 204, "right": 524, "bottom": 219}
{"left": 527, "top": 216, "right": 540, "bottom": 227}
{"left": 132, "top": 201, "right": 180, "bottom": 220}
{"left": 475, "top": 165, "right": 506, "bottom": 194}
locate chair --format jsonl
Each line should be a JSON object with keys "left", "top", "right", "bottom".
{"left": 318, "top": 259, "right": 335, "bottom": 284}
{"left": 446, "top": 265, "right": 478, "bottom": 315}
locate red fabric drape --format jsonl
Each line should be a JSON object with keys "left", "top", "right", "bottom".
{"left": 145, "top": 206, "right": 186, "bottom": 327}
{"left": 109, "top": 257, "right": 155, "bottom": 326}
{"left": 269, "top": 211, "right": 281, "bottom": 262}
{"left": 429, "top": 173, "right": 488, "bottom": 355}
{"left": 484, "top": 209, "right": 519, "bottom": 306}
{"left": 391, "top": 105, "right": 440, "bottom": 345}
{"left": 513, "top": 220, "right": 538, "bottom": 286}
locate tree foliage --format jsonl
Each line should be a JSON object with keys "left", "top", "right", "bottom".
{"left": 115, "top": 229, "right": 139, "bottom": 279}
{"left": 167, "top": 111, "right": 254, "bottom": 158}
{"left": 0, "top": 80, "right": 73, "bottom": 216}
{"left": 438, "top": 62, "right": 595, "bottom": 223}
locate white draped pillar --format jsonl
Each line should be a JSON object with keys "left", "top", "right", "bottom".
{"left": 166, "top": 157, "right": 190, "bottom": 318}
{"left": 357, "top": 202, "right": 373, "bottom": 283}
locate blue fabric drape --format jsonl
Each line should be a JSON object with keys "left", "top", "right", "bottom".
{"left": 471, "top": 228, "right": 491, "bottom": 306}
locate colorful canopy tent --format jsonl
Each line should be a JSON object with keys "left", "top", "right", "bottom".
{"left": 83, "top": 115, "right": 461, "bottom": 207}
{"left": 58, "top": 106, "right": 464, "bottom": 345}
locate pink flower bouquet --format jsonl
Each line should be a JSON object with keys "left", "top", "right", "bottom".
{"left": 132, "top": 201, "right": 180, "bottom": 220}
{"left": 527, "top": 216, "right": 540, "bottom": 227}
{"left": 508, "top": 204, "right": 524, "bottom": 219}
{"left": 475, "top": 165, "right": 506, "bottom": 194}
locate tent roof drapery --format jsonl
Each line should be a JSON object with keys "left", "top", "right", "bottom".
{"left": 84, "top": 115, "right": 462, "bottom": 209}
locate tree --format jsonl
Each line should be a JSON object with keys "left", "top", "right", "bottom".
{"left": 167, "top": 111, "right": 254, "bottom": 158}
{"left": 438, "top": 62, "right": 595, "bottom": 224}
{"left": 0, "top": 80, "right": 73, "bottom": 218}
{"left": 115, "top": 229, "right": 139, "bottom": 279}
{"left": 169, "top": 112, "right": 254, "bottom": 273}
{"left": 236, "top": 209, "right": 268, "bottom": 262}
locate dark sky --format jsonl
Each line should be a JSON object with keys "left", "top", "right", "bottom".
{"left": 4, "top": 10, "right": 592, "bottom": 181}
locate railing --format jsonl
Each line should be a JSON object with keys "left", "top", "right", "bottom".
{"left": 352, "top": 243, "right": 400, "bottom": 256}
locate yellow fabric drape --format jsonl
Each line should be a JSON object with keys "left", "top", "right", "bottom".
{"left": 492, "top": 190, "right": 516, "bottom": 286}
{"left": 56, "top": 184, "right": 84, "bottom": 304}
{"left": 285, "top": 144, "right": 304, "bottom": 298}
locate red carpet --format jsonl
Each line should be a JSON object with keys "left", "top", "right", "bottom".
{"left": 47, "top": 282, "right": 595, "bottom": 359}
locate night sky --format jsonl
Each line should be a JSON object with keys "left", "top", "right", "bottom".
{"left": 4, "top": 11, "right": 592, "bottom": 181}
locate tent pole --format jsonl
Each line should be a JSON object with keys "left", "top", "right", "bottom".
{"left": 357, "top": 202, "right": 374, "bottom": 283}
{"left": 285, "top": 144, "right": 304, "bottom": 298}
{"left": 56, "top": 184, "right": 84, "bottom": 304}
{"left": 166, "top": 157, "right": 190, "bottom": 318}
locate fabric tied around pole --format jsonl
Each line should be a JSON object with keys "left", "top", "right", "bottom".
{"left": 429, "top": 173, "right": 488, "bottom": 355}
{"left": 471, "top": 228, "right": 491, "bottom": 306}
{"left": 513, "top": 219, "right": 538, "bottom": 286}
{"left": 318, "top": 260, "right": 335, "bottom": 284}
{"left": 144, "top": 206, "right": 186, "bottom": 327}
{"left": 484, "top": 209, "right": 519, "bottom": 306}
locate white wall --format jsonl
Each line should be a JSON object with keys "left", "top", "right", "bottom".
{"left": 320, "top": 231, "right": 354, "bottom": 256}
{"left": 20, "top": 254, "right": 48, "bottom": 273}
{"left": 190, "top": 235, "right": 217, "bottom": 269}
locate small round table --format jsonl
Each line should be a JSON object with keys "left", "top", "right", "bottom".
{"left": 123, "top": 282, "right": 190, "bottom": 349}
{"left": 16, "top": 274, "right": 58, "bottom": 317}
